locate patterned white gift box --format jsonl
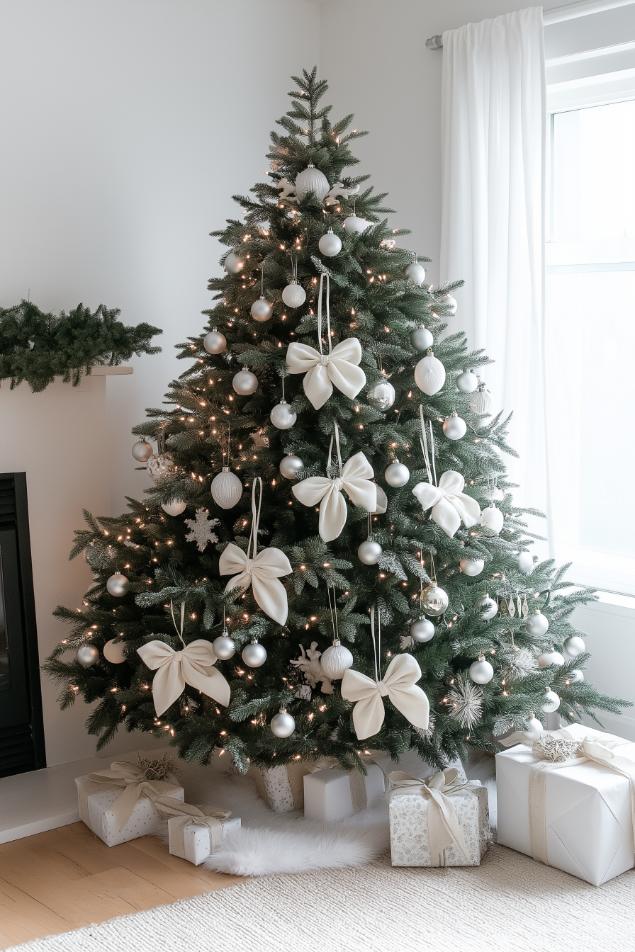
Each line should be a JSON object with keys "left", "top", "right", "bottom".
{"left": 76, "top": 775, "right": 185, "bottom": 847}
{"left": 251, "top": 762, "right": 316, "bottom": 813}
{"left": 304, "top": 764, "right": 386, "bottom": 822}
{"left": 168, "top": 811, "right": 241, "bottom": 865}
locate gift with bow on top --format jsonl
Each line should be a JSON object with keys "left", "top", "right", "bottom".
{"left": 157, "top": 799, "right": 241, "bottom": 865}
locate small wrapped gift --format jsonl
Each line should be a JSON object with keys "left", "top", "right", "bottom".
{"left": 496, "top": 723, "right": 635, "bottom": 886}
{"left": 251, "top": 761, "right": 319, "bottom": 813}
{"left": 76, "top": 760, "right": 185, "bottom": 847}
{"left": 165, "top": 803, "right": 241, "bottom": 865}
{"left": 388, "top": 768, "right": 489, "bottom": 867}
{"left": 304, "top": 763, "right": 386, "bottom": 822}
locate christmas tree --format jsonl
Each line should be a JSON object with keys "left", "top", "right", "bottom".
{"left": 46, "top": 68, "right": 623, "bottom": 773}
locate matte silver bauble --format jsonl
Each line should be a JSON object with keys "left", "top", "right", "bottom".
{"left": 459, "top": 557, "right": 484, "bottom": 577}
{"left": 541, "top": 689, "right": 561, "bottom": 713}
{"left": 410, "top": 616, "right": 435, "bottom": 643}
{"left": 517, "top": 551, "right": 534, "bottom": 575}
{"left": 295, "top": 164, "right": 330, "bottom": 201}
{"left": 406, "top": 260, "right": 427, "bottom": 286}
{"left": 270, "top": 708, "right": 296, "bottom": 738}
{"left": 538, "top": 650, "right": 565, "bottom": 668}
{"left": 469, "top": 656, "right": 494, "bottom": 685}
{"left": 384, "top": 460, "right": 410, "bottom": 488}
{"left": 318, "top": 228, "right": 342, "bottom": 257}
{"left": 564, "top": 635, "right": 586, "bottom": 658}
{"left": 281, "top": 281, "right": 306, "bottom": 309}
{"left": 568, "top": 669, "right": 585, "bottom": 683}
{"left": 242, "top": 640, "right": 267, "bottom": 668}
{"left": 481, "top": 505, "right": 504, "bottom": 534}
{"left": 443, "top": 412, "right": 467, "bottom": 441}
{"left": 480, "top": 594, "right": 498, "bottom": 620}
{"left": 77, "top": 644, "right": 100, "bottom": 668}
{"left": 357, "top": 539, "right": 383, "bottom": 565}
{"left": 232, "top": 369, "right": 258, "bottom": 395}
{"left": 132, "top": 439, "right": 153, "bottom": 463}
{"left": 161, "top": 499, "right": 187, "bottom": 517}
{"left": 224, "top": 251, "right": 245, "bottom": 274}
{"left": 270, "top": 400, "right": 297, "bottom": 430}
{"left": 279, "top": 454, "right": 304, "bottom": 480}
{"left": 211, "top": 467, "right": 243, "bottom": 509}
{"left": 320, "top": 640, "right": 354, "bottom": 680}
{"left": 203, "top": 329, "right": 227, "bottom": 354}
{"left": 106, "top": 572, "right": 129, "bottom": 597}
{"left": 367, "top": 379, "right": 396, "bottom": 411}
{"left": 421, "top": 583, "right": 449, "bottom": 616}
{"left": 411, "top": 326, "right": 434, "bottom": 351}
{"left": 526, "top": 611, "right": 549, "bottom": 637}
{"left": 103, "top": 638, "right": 127, "bottom": 664}
{"left": 414, "top": 352, "right": 446, "bottom": 396}
{"left": 441, "top": 292, "right": 458, "bottom": 315}
{"left": 343, "top": 214, "right": 370, "bottom": 234}
{"left": 213, "top": 631, "right": 236, "bottom": 661}
{"left": 456, "top": 369, "right": 479, "bottom": 393}
{"left": 250, "top": 297, "right": 273, "bottom": 322}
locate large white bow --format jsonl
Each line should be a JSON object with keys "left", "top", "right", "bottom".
{"left": 219, "top": 477, "right": 292, "bottom": 625}
{"left": 412, "top": 470, "right": 481, "bottom": 538}
{"left": 286, "top": 272, "right": 366, "bottom": 409}
{"left": 342, "top": 654, "right": 430, "bottom": 740}
{"left": 292, "top": 425, "right": 377, "bottom": 542}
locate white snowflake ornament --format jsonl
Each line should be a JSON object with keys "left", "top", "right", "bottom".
{"left": 184, "top": 509, "right": 220, "bottom": 552}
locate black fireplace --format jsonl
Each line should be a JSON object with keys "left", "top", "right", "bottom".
{"left": 0, "top": 474, "right": 46, "bottom": 777}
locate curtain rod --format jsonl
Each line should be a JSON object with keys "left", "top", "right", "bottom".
{"left": 425, "top": 0, "right": 635, "bottom": 50}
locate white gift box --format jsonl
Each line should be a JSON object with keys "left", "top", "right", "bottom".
{"left": 303, "top": 764, "right": 386, "bottom": 822}
{"left": 251, "top": 762, "right": 316, "bottom": 813}
{"left": 168, "top": 811, "right": 241, "bottom": 865}
{"left": 496, "top": 723, "right": 635, "bottom": 886}
{"left": 76, "top": 775, "right": 185, "bottom": 847}
{"left": 389, "top": 775, "right": 489, "bottom": 867}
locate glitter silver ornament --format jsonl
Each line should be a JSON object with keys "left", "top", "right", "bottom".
{"left": 318, "top": 228, "right": 342, "bottom": 257}
{"left": 456, "top": 369, "right": 479, "bottom": 393}
{"left": 224, "top": 251, "right": 245, "bottom": 274}
{"left": 443, "top": 412, "right": 467, "bottom": 441}
{"left": 320, "top": 640, "right": 354, "bottom": 680}
{"left": 132, "top": 439, "right": 153, "bottom": 462}
{"left": 517, "top": 551, "right": 534, "bottom": 575}
{"left": 343, "top": 214, "right": 371, "bottom": 234}
{"left": 367, "top": 379, "right": 396, "bottom": 411}
{"left": 384, "top": 460, "right": 410, "bottom": 488}
{"left": 411, "top": 326, "right": 434, "bottom": 351}
{"left": 279, "top": 454, "right": 303, "bottom": 480}
{"left": 281, "top": 281, "right": 306, "bottom": 309}
{"left": 103, "top": 638, "right": 127, "bottom": 664}
{"left": 481, "top": 505, "right": 504, "bottom": 534}
{"left": 421, "top": 583, "right": 449, "bottom": 616}
{"left": 161, "top": 499, "right": 187, "bottom": 517}
{"left": 77, "top": 644, "right": 100, "bottom": 667}
{"left": 213, "top": 631, "right": 236, "bottom": 661}
{"left": 459, "top": 557, "right": 484, "bottom": 577}
{"left": 211, "top": 467, "right": 243, "bottom": 509}
{"left": 147, "top": 454, "right": 176, "bottom": 480}
{"left": 232, "top": 369, "right": 258, "bottom": 395}
{"left": 270, "top": 708, "right": 296, "bottom": 738}
{"left": 410, "top": 616, "right": 435, "bottom": 643}
{"left": 295, "top": 164, "right": 330, "bottom": 201}
{"left": 469, "top": 655, "right": 494, "bottom": 685}
{"left": 357, "top": 539, "right": 383, "bottom": 565}
{"left": 538, "top": 650, "right": 565, "bottom": 668}
{"left": 526, "top": 611, "right": 549, "bottom": 636}
{"left": 564, "top": 635, "right": 586, "bottom": 658}
{"left": 480, "top": 594, "right": 498, "bottom": 620}
{"left": 242, "top": 640, "right": 267, "bottom": 668}
{"left": 414, "top": 352, "right": 446, "bottom": 396}
{"left": 250, "top": 297, "right": 273, "bottom": 322}
{"left": 541, "top": 689, "right": 561, "bottom": 713}
{"left": 106, "top": 572, "right": 129, "bottom": 597}
{"left": 406, "top": 260, "right": 426, "bottom": 286}
{"left": 203, "top": 329, "right": 227, "bottom": 354}
{"left": 270, "top": 400, "right": 297, "bottom": 430}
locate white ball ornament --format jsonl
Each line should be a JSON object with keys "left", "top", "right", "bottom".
{"left": 421, "top": 583, "right": 449, "bottom": 617}
{"left": 343, "top": 214, "right": 370, "bottom": 235}
{"left": 541, "top": 689, "right": 561, "bottom": 714}
{"left": 357, "top": 539, "right": 383, "bottom": 565}
{"left": 161, "top": 499, "right": 187, "bottom": 517}
{"left": 279, "top": 454, "right": 303, "bottom": 480}
{"left": 132, "top": 439, "right": 153, "bottom": 463}
{"left": 460, "top": 557, "right": 485, "bottom": 577}
{"left": 568, "top": 669, "right": 585, "bottom": 684}
{"left": 320, "top": 640, "right": 354, "bottom": 680}
{"left": 406, "top": 260, "right": 427, "bottom": 286}
{"left": 470, "top": 382, "right": 493, "bottom": 416}
{"left": 443, "top": 412, "right": 467, "bottom": 441}
{"left": 526, "top": 611, "right": 549, "bottom": 637}
{"left": 456, "top": 369, "right": 479, "bottom": 393}
{"left": 564, "top": 635, "right": 586, "bottom": 658}
{"left": 538, "top": 650, "right": 565, "bottom": 668}
{"left": 414, "top": 353, "right": 446, "bottom": 396}
{"left": 481, "top": 505, "right": 504, "bottom": 535}
{"left": 106, "top": 572, "right": 129, "bottom": 597}
{"left": 213, "top": 631, "right": 236, "bottom": 661}
{"left": 281, "top": 281, "right": 306, "bottom": 309}
{"left": 211, "top": 467, "right": 243, "bottom": 509}
{"left": 367, "top": 379, "right": 396, "bottom": 411}
{"left": 250, "top": 297, "right": 273, "bottom": 323}
{"left": 224, "top": 251, "right": 244, "bottom": 274}
{"left": 77, "top": 644, "right": 100, "bottom": 668}
{"left": 480, "top": 594, "right": 498, "bottom": 620}
{"left": 270, "top": 400, "right": 297, "bottom": 430}
{"left": 203, "top": 329, "right": 227, "bottom": 355}
{"left": 441, "top": 292, "right": 458, "bottom": 315}
{"left": 469, "top": 655, "right": 494, "bottom": 685}
{"left": 410, "top": 617, "right": 435, "bottom": 643}
{"left": 232, "top": 369, "right": 258, "bottom": 396}
{"left": 242, "top": 640, "right": 267, "bottom": 668}
{"left": 411, "top": 326, "right": 434, "bottom": 351}
{"left": 295, "top": 164, "right": 330, "bottom": 201}
{"left": 517, "top": 551, "right": 534, "bottom": 575}
{"left": 270, "top": 708, "right": 296, "bottom": 738}
{"left": 103, "top": 638, "right": 127, "bottom": 664}
{"left": 385, "top": 460, "right": 410, "bottom": 488}
{"left": 318, "top": 228, "right": 342, "bottom": 257}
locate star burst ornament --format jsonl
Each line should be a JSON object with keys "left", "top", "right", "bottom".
{"left": 447, "top": 675, "right": 484, "bottom": 729}
{"left": 184, "top": 509, "right": 220, "bottom": 552}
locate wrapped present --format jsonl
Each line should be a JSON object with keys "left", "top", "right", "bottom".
{"left": 388, "top": 768, "right": 489, "bottom": 867}
{"left": 165, "top": 803, "right": 241, "bottom": 865}
{"left": 76, "top": 760, "right": 185, "bottom": 847}
{"left": 496, "top": 723, "right": 635, "bottom": 886}
{"left": 251, "top": 761, "right": 325, "bottom": 813}
{"left": 304, "top": 763, "right": 386, "bottom": 822}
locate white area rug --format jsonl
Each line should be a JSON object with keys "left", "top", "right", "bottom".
{"left": 12, "top": 846, "right": 635, "bottom": 952}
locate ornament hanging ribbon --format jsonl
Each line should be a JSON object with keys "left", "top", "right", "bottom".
{"left": 219, "top": 477, "right": 292, "bottom": 625}
{"left": 412, "top": 407, "right": 480, "bottom": 537}
{"left": 85, "top": 761, "right": 185, "bottom": 831}
{"left": 156, "top": 799, "right": 232, "bottom": 853}
{"left": 292, "top": 422, "right": 377, "bottom": 542}
{"left": 341, "top": 606, "right": 430, "bottom": 739}
{"left": 388, "top": 768, "right": 477, "bottom": 864}
{"left": 285, "top": 271, "right": 366, "bottom": 409}
{"left": 137, "top": 601, "right": 230, "bottom": 716}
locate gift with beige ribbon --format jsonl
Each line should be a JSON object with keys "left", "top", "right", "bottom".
{"left": 388, "top": 768, "right": 490, "bottom": 867}
{"left": 75, "top": 760, "right": 185, "bottom": 847}
{"left": 159, "top": 800, "right": 241, "bottom": 866}
{"left": 497, "top": 722, "right": 635, "bottom": 885}
{"left": 250, "top": 757, "right": 338, "bottom": 813}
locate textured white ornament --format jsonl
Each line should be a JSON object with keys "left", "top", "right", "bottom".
{"left": 414, "top": 352, "right": 446, "bottom": 396}
{"left": 161, "top": 499, "right": 187, "bottom": 517}
{"left": 270, "top": 708, "right": 296, "bottom": 738}
{"left": 480, "top": 505, "right": 504, "bottom": 534}
{"left": 77, "top": 644, "right": 99, "bottom": 667}
{"left": 357, "top": 539, "right": 382, "bottom": 565}
{"left": 421, "top": 583, "right": 449, "bottom": 616}
{"left": 343, "top": 214, "right": 370, "bottom": 234}
{"left": 224, "top": 251, "right": 244, "bottom": 274}
{"left": 203, "top": 329, "right": 227, "bottom": 354}
{"left": 184, "top": 509, "right": 220, "bottom": 552}
{"left": 147, "top": 453, "right": 175, "bottom": 481}
{"left": 281, "top": 281, "right": 306, "bottom": 309}
{"left": 318, "top": 228, "right": 342, "bottom": 257}
{"left": 469, "top": 656, "right": 494, "bottom": 685}
{"left": 470, "top": 382, "right": 493, "bottom": 415}
{"left": 410, "top": 617, "right": 435, "bottom": 643}
{"left": 242, "top": 640, "right": 267, "bottom": 668}
{"left": 460, "top": 557, "right": 485, "bottom": 577}
{"left": 279, "top": 454, "right": 303, "bottom": 480}
{"left": 441, "top": 293, "right": 458, "bottom": 315}
{"left": 480, "top": 594, "right": 498, "bottom": 620}
{"left": 411, "top": 326, "right": 434, "bottom": 351}
{"left": 103, "top": 638, "right": 127, "bottom": 664}
{"left": 568, "top": 669, "right": 584, "bottom": 683}
{"left": 106, "top": 572, "right": 129, "bottom": 597}
{"left": 232, "top": 369, "right": 258, "bottom": 395}
{"left": 213, "top": 632, "right": 236, "bottom": 661}
{"left": 406, "top": 260, "right": 426, "bottom": 286}
{"left": 367, "top": 379, "right": 396, "bottom": 411}
{"left": 517, "top": 551, "right": 534, "bottom": 575}
{"left": 564, "top": 635, "right": 586, "bottom": 658}
{"left": 541, "top": 689, "right": 561, "bottom": 713}
{"left": 132, "top": 439, "right": 153, "bottom": 462}
{"left": 211, "top": 467, "right": 243, "bottom": 509}
{"left": 384, "top": 460, "right": 410, "bottom": 488}
{"left": 443, "top": 412, "right": 467, "bottom": 441}
{"left": 526, "top": 611, "right": 549, "bottom": 637}
{"left": 413, "top": 470, "right": 481, "bottom": 538}
{"left": 320, "top": 641, "right": 354, "bottom": 680}
{"left": 456, "top": 369, "right": 479, "bottom": 393}
{"left": 250, "top": 297, "right": 273, "bottom": 322}
{"left": 295, "top": 164, "right": 330, "bottom": 201}
{"left": 538, "top": 650, "right": 565, "bottom": 668}
{"left": 270, "top": 400, "right": 297, "bottom": 430}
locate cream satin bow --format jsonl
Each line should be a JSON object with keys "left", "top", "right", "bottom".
{"left": 388, "top": 768, "right": 473, "bottom": 863}
{"left": 86, "top": 761, "right": 185, "bottom": 830}
{"left": 220, "top": 477, "right": 292, "bottom": 625}
{"left": 285, "top": 272, "right": 366, "bottom": 410}
{"left": 341, "top": 607, "right": 430, "bottom": 739}
{"left": 137, "top": 602, "right": 231, "bottom": 716}
{"left": 292, "top": 423, "right": 377, "bottom": 542}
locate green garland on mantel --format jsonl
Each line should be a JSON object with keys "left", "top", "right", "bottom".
{"left": 0, "top": 300, "right": 162, "bottom": 392}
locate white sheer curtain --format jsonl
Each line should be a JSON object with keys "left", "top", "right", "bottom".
{"left": 440, "top": 7, "right": 547, "bottom": 517}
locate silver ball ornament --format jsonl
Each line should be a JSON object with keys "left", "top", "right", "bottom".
{"left": 480, "top": 594, "right": 498, "bottom": 620}
{"left": 232, "top": 369, "right": 258, "bottom": 396}
{"left": 538, "top": 650, "right": 565, "bottom": 668}
{"left": 279, "top": 454, "right": 303, "bottom": 480}
{"left": 526, "top": 611, "right": 549, "bottom": 637}
{"left": 295, "top": 164, "right": 330, "bottom": 201}
{"left": 481, "top": 505, "right": 504, "bottom": 534}
{"left": 211, "top": 467, "right": 243, "bottom": 509}
{"left": 469, "top": 656, "right": 494, "bottom": 685}
{"left": 517, "top": 551, "right": 534, "bottom": 575}
{"left": 224, "top": 251, "right": 244, "bottom": 274}
{"left": 213, "top": 631, "right": 236, "bottom": 661}
{"left": 343, "top": 214, "right": 370, "bottom": 234}
{"left": 320, "top": 640, "right": 354, "bottom": 680}
{"left": 242, "top": 640, "right": 267, "bottom": 668}
{"left": 106, "top": 572, "right": 129, "bottom": 597}
{"left": 250, "top": 297, "right": 273, "bottom": 322}
{"left": 541, "top": 689, "right": 561, "bottom": 713}
{"left": 77, "top": 644, "right": 100, "bottom": 668}
{"left": 367, "top": 379, "right": 396, "bottom": 411}
{"left": 281, "top": 281, "right": 306, "bottom": 309}
{"left": 203, "top": 329, "right": 227, "bottom": 354}
{"left": 270, "top": 708, "right": 295, "bottom": 738}
{"left": 414, "top": 352, "right": 446, "bottom": 396}
{"left": 421, "top": 583, "right": 449, "bottom": 617}
{"left": 443, "top": 412, "right": 467, "bottom": 441}
{"left": 459, "top": 557, "right": 485, "bottom": 577}
{"left": 270, "top": 400, "right": 297, "bottom": 430}
{"left": 456, "top": 369, "right": 479, "bottom": 393}
{"left": 161, "top": 499, "right": 187, "bottom": 517}
{"left": 441, "top": 292, "right": 458, "bottom": 315}
{"left": 564, "top": 635, "right": 586, "bottom": 658}
{"left": 406, "top": 260, "right": 426, "bottom": 286}
{"left": 357, "top": 539, "right": 383, "bottom": 565}
{"left": 411, "top": 326, "right": 434, "bottom": 351}
{"left": 410, "top": 616, "right": 435, "bottom": 643}
{"left": 384, "top": 460, "right": 410, "bottom": 488}
{"left": 318, "top": 228, "right": 342, "bottom": 257}
{"left": 132, "top": 439, "right": 153, "bottom": 463}
{"left": 103, "top": 638, "right": 127, "bottom": 664}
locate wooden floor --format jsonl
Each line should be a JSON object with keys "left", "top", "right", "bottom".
{"left": 0, "top": 822, "right": 240, "bottom": 949}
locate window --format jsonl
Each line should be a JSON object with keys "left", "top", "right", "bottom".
{"left": 546, "top": 91, "right": 635, "bottom": 596}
